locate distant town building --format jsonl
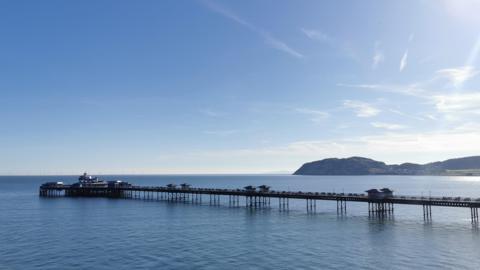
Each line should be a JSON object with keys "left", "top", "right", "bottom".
{"left": 244, "top": 185, "right": 256, "bottom": 192}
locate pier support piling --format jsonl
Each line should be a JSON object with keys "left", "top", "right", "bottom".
{"left": 337, "top": 199, "right": 346, "bottom": 215}
{"left": 423, "top": 204, "right": 432, "bottom": 221}
{"left": 471, "top": 207, "right": 479, "bottom": 223}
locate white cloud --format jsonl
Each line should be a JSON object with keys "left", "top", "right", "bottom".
{"left": 157, "top": 125, "right": 480, "bottom": 172}
{"left": 388, "top": 109, "right": 425, "bottom": 121}
{"left": 300, "top": 28, "right": 331, "bottom": 43}
{"left": 202, "top": 0, "right": 303, "bottom": 58}
{"left": 343, "top": 100, "right": 380, "bottom": 117}
{"left": 433, "top": 92, "right": 480, "bottom": 114}
{"left": 295, "top": 108, "right": 330, "bottom": 123}
{"left": 337, "top": 83, "right": 428, "bottom": 98}
{"left": 436, "top": 66, "right": 478, "bottom": 88}
{"left": 340, "top": 80, "right": 480, "bottom": 121}
{"left": 400, "top": 50, "right": 408, "bottom": 71}
{"left": 372, "top": 41, "right": 385, "bottom": 69}
{"left": 371, "top": 122, "right": 407, "bottom": 130}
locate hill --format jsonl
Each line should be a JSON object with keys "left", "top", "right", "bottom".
{"left": 293, "top": 156, "right": 480, "bottom": 176}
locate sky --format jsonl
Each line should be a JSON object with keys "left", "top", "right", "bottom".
{"left": 2, "top": 0, "right": 480, "bottom": 175}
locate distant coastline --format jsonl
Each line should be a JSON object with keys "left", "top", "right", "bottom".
{"left": 293, "top": 156, "right": 480, "bottom": 176}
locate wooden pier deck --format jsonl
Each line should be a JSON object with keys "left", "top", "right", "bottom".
{"left": 39, "top": 184, "right": 480, "bottom": 223}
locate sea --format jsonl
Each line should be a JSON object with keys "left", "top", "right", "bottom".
{"left": 1, "top": 175, "right": 480, "bottom": 270}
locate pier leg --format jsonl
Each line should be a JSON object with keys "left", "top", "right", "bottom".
{"left": 423, "top": 204, "right": 432, "bottom": 221}
{"left": 471, "top": 208, "right": 478, "bottom": 223}
{"left": 307, "top": 199, "right": 314, "bottom": 213}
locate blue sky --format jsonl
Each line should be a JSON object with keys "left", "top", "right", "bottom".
{"left": 2, "top": 0, "right": 480, "bottom": 174}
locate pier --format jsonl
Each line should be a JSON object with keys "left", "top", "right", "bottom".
{"left": 39, "top": 181, "right": 480, "bottom": 224}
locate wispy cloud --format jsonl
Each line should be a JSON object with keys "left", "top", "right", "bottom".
{"left": 436, "top": 66, "right": 478, "bottom": 88}
{"left": 409, "top": 33, "right": 415, "bottom": 42}
{"left": 160, "top": 124, "right": 480, "bottom": 172}
{"left": 343, "top": 100, "right": 380, "bottom": 117}
{"left": 431, "top": 34, "right": 480, "bottom": 90}
{"left": 432, "top": 92, "right": 480, "bottom": 114}
{"left": 399, "top": 50, "right": 408, "bottom": 72}
{"left": 433, "top": 34, "right": 480, "bottom": 89}
{"left": 398, "top": 33, "right": 414, "bottom": 72}
{"left": 339, "top": 72, "right": 480, "bottom": 121}
{"left": 200, "top": 108, "right": 224, "bottom": 117}
{"left": 202, "top": 0, "right": 303, "bottom": 58}
{"left": 300, "top": 28, "right": 332, "bottom": 43}
{"left": 300, "top": 27, "right": 359, "bottom": 61}
{"left": 295, "top": 108, "right": 330, "bottom": 123}
{"left": 337, "top": 82, "right": 428, "bottom": 98}
{"left": 388, "top": 109, "right": 426, "bottom": 121}
{"left": 372, "top": 41, "right": 385, "bottom": 70}
{"left": 263, "top": 34, "right": 304, "bottom": 58}
{"left": 371, "top": 122, "right": 407, "bottom": 130}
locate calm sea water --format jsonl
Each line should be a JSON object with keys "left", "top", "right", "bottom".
{"left": 1, "top": 175, "right": 480, "bottom": 270}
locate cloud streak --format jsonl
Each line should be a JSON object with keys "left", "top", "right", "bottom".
{"left": 158, "top": 124, "right": 480, "bottom": 172}
{"left": 371, "top": 122, "right": 407, "bottom": 130}
{"left": 343, "top": 100, "right": 380, "bottom": 117}
{"left": 433, "top": 93, "right": 480, "bottom": 114}
{"left": 295, "top": 108, "right": 330, "bottom": 123}
{"left": 300, "top": 28, "right": 332, "bottom": 43}
{"left": 399, "top": 50, "right": 408, "bottom": 71}
{"left": 200, "top": 108, "right": 224, "bottom": 117}
{"left": 339, "top": 67, "right": 480, "bottom": 121}
{"left": 437, "top": 66, "right": 478, "bottom": 88}
{"left": 202, "top": 0, "right": 303, "bottom": 58}
{"left": 263, "top": 34, "right": 304, "bottom": 58}
{"left": 372, "top": 41, "right": 385, "bottom": 69}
